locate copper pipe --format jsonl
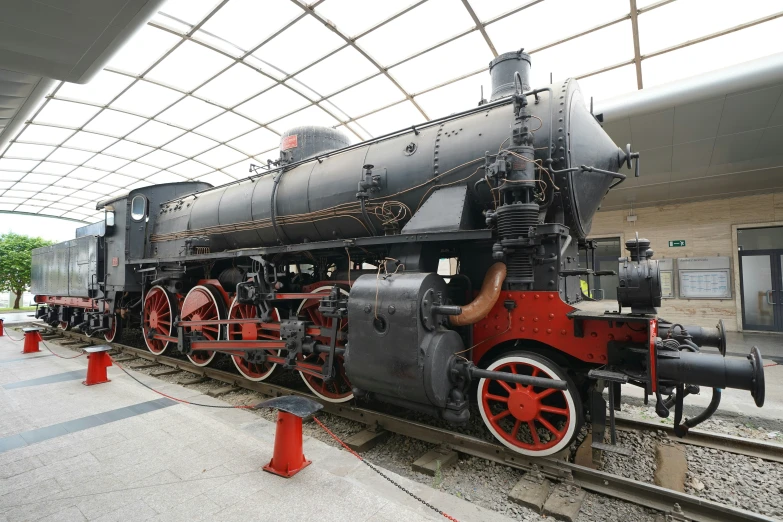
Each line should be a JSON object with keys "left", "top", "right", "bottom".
{"left": 449, "top": 262, "right": 506, "bottom": 326}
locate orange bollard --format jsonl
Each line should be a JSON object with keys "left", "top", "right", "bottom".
{"left": 254, "top": 396, "right": 323, "bottom": 478}
{"left": 22, "top": 328, "right": 42, "bottom": 353}
{"left": 0, "top": 318, "right": 4, "bottom": 336}
{"left": 83, "top": 346, "right": 112, "bottom": 386}
{"left": 264, "top": 411, "right": 311, "bottom": 477}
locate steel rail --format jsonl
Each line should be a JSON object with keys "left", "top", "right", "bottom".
{"left": 30, "top": 324, "right": 777, "bottom": 522}
{"left": 615, "top": 415, "right": 783, "bottom": 464}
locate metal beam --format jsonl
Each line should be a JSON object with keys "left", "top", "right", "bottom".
{"left": 629, "top": 0, "right": 643, "bottom": 89}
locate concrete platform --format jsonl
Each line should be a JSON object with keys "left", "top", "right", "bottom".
{"left": 0, "top": 334, "right": 513, "bottom": 522}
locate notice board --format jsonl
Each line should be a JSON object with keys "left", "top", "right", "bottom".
{"left": 659, "top": 258, "right": 674, "bottom": 298}
{"left": 677, "top": 257, "right": 732, "bottom": 299}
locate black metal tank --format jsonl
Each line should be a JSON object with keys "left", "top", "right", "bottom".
{"left": 151, "top": 52, "right": 623, "bottom": 254}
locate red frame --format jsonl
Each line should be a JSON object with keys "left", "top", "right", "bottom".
{"left": 471, "top": 291, "right": 650, "bottom": 365}
{"left": 34, "top": 295, "right": 100, "bottom": 310}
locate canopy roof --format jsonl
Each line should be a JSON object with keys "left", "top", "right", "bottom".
{"left": 1, "top": 0, "right": 782, "bottom": 223}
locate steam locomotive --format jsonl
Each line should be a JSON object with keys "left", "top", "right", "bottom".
{"left": 31, "top": 50, "right": 765, "bottom": 457}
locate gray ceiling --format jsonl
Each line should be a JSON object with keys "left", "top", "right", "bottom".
{"left": 0, "top": 0, "right": 164, "bottom": 150}
{"left": 596, "top": 52, "right": 783, "bottom": 211}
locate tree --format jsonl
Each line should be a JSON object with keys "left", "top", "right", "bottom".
{"left": 0, "top": 233, "right": 54, "bottom": 309}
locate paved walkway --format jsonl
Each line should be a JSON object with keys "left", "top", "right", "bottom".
{"left": 0, "top": 333, "right": 512, "bottom": 522}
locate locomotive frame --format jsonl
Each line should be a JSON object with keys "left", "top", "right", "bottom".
{"left": 31, "top": 50, "right": 765, "bottom": 458}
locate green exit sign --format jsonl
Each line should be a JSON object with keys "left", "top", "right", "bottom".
{"left": 669, "top": 240, "right": 686, "bottom": 247}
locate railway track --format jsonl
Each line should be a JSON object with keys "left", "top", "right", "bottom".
{"left": 20, "top": 323, "right": 782, "bottom": 522}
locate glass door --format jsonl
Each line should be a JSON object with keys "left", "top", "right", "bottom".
{"left": 739, "top": 252, "right": 777, "bottom": 331}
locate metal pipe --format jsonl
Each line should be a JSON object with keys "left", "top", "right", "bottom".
{"left": 468, "top": 366, "right": 568, "bottom": 390}
{"left": 450, "top": 262, "right": 506, "bottom": 326}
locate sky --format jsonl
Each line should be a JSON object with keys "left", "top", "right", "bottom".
{"left": 0, "top": 213, "right": 79, "bottom": 242}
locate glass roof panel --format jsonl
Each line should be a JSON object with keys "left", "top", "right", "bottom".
{"left": 126, "top": 180, "right": 153, "bottom": 191}
{"left": 102, "top": 173, "right": 137, "bottom": 188}
{"left": 102, "top": 140, "right": 155, "bottom": 160}
{"left": 68, "top": 167, "right": 108, "bottom": 182}
{"left": 157, "top": 96, "right": 224, "bottom": 129}
{"left": 54, "top": 177, "right": 91, "bottom": 189}
{"left": 33, "top": 162, "right": 76, "bottom": 176}
{"left": 16, "top": 204, "right": 46, "bottom": 214}
{"left": 222, "top": 160, "right": 255, "bottom": 179}
{"left": 163, "top": 133, "right": 219, "bottom": 157}
{"left": 41, "top": 185, "right": 77, "bottom": 196}
{"left": 487, "top": 0, "right": 629, "bottom": 53}
{"left": 642, "top": 17, "right": 783, "bottom": 89}
{"left": 326, "top": 75, "right": 403, "bottom": 119}
{"left": 49, "top": 202, "right": 78, "bottom": 211}
{"left": 314, "top": 0, "right": 415, "bottom": 38}
{"left": 201, "top": 0, "right": 304, "bottom": 53}
{"left": 638, "top": 0, "right": 780, "bottom": 55}
{"left": 147, "top": 40, "right": 233, "bottom": 92}
{"left": 62, "top": 132, "right": 118, "bottom": 152}
{"left": 56, "top": 71, "right": 134, "bottom": 105}
{"left": 169, "top": 160, "right": 214, "bottom": 177}
{"left": 83, "top": 110, "right": 147, "bottom": 138}
{"left": 343, "top": 122, "right": 370, "bottom": 141}
{"left": 354, "top": 101, "right": 423, "bottom": 136}
{"left": 157, "top": 0, "right": 220, "bottom": 26}
{"left": 194, "top": 63, "right": 274, "bottom": 108}
{"left": 470, "top": 0, "right": 530, "bottom": 22}
{"left": 4, "top": 143, "right": 55, "bottom": 160}
{"left": 527, "top": 21, "right": 634, "bottom": 86}
{"left": 194, "top": 145, "right": 246, "bottom": 168}
{"left": 12, "top": 182, "right": 48, "bottom": 192}
{"left": 294, "top": 47, "right": 378, "bottom": 96}
{"left": 576, "top": 64, "right": 638, "bottom": 103}
{"left": 227, "top": 127, "right": 280, "bottom": 155}
{"left": 389, "top": 32, "right": 492, "bottom": 95}
{"left": 125, "top": 121, "right": 185, "bottom": 147}
{"left": 243, "top": 55, "right": 286, "bottom": 80}
{"left": 32, "top": 191, "right": 69, "bottom": 201}
{"left": 318, "top": 100, "right": 350, "bottom": 124}
{"left": 194, "top": 112, "right": 258, "bottom": 142}
{"left": 284, "top": 79, "right": 323, "bottom": 101}
{"left": 413, "top": 73, "right": 490, "bottom": 119}
{"left": 111, "top": 81, "right": 184, "bottom": 117}
{"left": 148, "top": 171, "right": 187, "bottom": 184}
{"left": 0, "top": 171, "right": 25, "bottom": 181}
{"left": 16, "top": 125, "right": 74, "bottom": 146}
{"left": 33, "top": 100, "right": 101, "bottom": 128}
{"left": 0, "top": 158, "right": 41, "bottom": 171}
{"left": 149, "top": 13, "right": 191, "bottom": 35}
{"left": 116, "top": 161, "right": 160, "bottom": 179}
{"left": 253, "top": 17, "right": 345, "bottom": 75}
{"left": 235, "top": 85, "right": 309, "bottom": 123}
{"left": 46, "top": 148, "right": 94, "bottom": 165}
{"left": 106, "top": 25, "right": 181, "bottom": 75}
{"left": 138, "top": 150, "right": 187, "bottom": 169}
{"left": 191, "top": 30, "right": 245, "bottom": 58}
{"left": 267, "top": 105, "right": 340, "bottom": 134}
{"left": 197, "top": 171, "right": 235, "bottom": 186}
{"left": 357, "top": 0, "right": 474, "bottom": 66}
{"left": 83, "top": 154, "right": 130, "bottom": 172}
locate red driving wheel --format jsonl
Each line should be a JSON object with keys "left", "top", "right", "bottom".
{"left": 296, "top": 285, "right": 353, "bottom": 403}
{"left": 477, "top": 352, "right": 581, "bottom": 456}
{"left": 181, "top": 284, "right": 225, "bottom": 367}
{"left": 228, "top": 298, "right": 280, "bottom": 381}
{"left": 143, "top": 285, "right": 173, "bottom": 355}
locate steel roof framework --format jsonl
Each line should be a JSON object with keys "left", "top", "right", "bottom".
{"left": 0, "top": 0, "right": 781, "bottom": 223}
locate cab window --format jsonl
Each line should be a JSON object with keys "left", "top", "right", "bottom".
{"left": 131, "top": 195, "right": 146, "bottom": 221}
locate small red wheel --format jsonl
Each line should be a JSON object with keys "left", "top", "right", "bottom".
{"left": 477, "top": 352, "right": 582, "bottom": 457}
{"left": 296, "top": 286, "right": 353, "bottom": 403}
{"left": 104, "top": 313, "right": 120, "bottom": 342}
{"left": 181, "top": 284, "right": 225, "bottom": 367}
{"left": 228, "top": 298, "right": 280, "bottom": 381}
{"left": 143, "top": 285, "right": 174, "bottom": 355}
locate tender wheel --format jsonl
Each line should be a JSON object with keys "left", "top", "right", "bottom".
{"left": 296, "top": 285, "right": 353, "bottom": 403}
{"left": 181, "top": 284, "right": 225, "bottom": 367}
{"left": 104, "top": 313, "right": 121, "bottom": 342}
{"left": 143, "top": 285, "right": 174, "bottom": 355}
{"left": 228, "top": 298, "right": 280, "bottom": 381}
{"left": 57, "top": 320, "right": 71, "bottom": 331}
{"left": 477, "top": 352, "right": 582, "bottom": 457}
